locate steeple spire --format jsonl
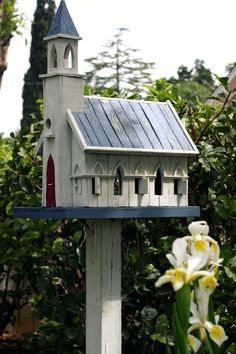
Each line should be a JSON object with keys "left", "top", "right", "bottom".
{"left": 46, "top": 0, "right": 81, "bottom": 38}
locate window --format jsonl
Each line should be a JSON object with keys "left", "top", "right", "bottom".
{"left": 155, "top": 168, "right": 162, "bottom": 195}
{"left": 135, "top": 178, "right": 148, "bottom": 195}
{"left": 174, "top": 179, "right": 186, "bottom": 195}
{"left": 45, "top": 118, "right": 52, "bottom": 129}
{"left": 92, "top": 177, "right": 101, "bottom": 195}
{"left": 135, "top": 178, "right": 139, "bottom": 194}
{"left": 51, "top": 45, "right": 57, "bottom": 68}
{"left": 64, "top": 45, "right": 73, "bottom": 68}
{"left": 114, "top": 168, "right": 122, "bottom": 195}
{"left": 174, "top": 179, "right": 178, "bottom": 195}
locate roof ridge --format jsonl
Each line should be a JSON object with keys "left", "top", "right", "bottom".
{"left": 84, "top": 95, "right": 169, "bottom": 105}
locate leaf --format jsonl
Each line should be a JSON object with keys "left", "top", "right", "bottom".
{"left": 215, "top": 75, "right": 229, "bottom": 89}
{"left": 175, "top": 283, "right": 191, "bottom": 335}
{"left": 228, "top": 255, "right": 236, "bottom": 268}
{"left": 207, "top": 96, "right": 222, "bottom": 102}
{"left": 22, "top": 230, "right": 40, "bottom": 241}
{"left": 6, "top": 201, "right": 13, "bottom": 216}
{"left": 64, "top": 327, "right": 77, "bottom": 339}
{"left": 150, "top": 332, "right": 174, "bottom": 346}
{"left": 172, "top": 304, "right": 190, "bottom": 354}
{"left": 141, "top": 306, "right": 158, "bottom": 321}
{"left": 224, "top": 266, "right": 236, "bottom": 281}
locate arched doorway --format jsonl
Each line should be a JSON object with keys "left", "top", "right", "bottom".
{"left": 46, "top": 155, "right": 56, "bottom": 207}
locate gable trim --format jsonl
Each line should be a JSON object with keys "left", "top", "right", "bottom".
{"left": 67, "top": 108, "right": 87, "bottom": 151}
{"left": 81, "top": 146, "right": 199, "bottom": 156}
{"left": 167, "top": 100, "right": 199, "bottom": 153}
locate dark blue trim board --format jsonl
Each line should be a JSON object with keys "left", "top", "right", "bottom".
{"left": 13, "top": 206, "right": 200, "bottom": 220}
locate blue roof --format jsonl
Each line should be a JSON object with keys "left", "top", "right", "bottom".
{"left": 47, "top": 0, "right": 79, "bottom": 37}
{"left": 70, "top": 97, "right": 198, "bottom": 154}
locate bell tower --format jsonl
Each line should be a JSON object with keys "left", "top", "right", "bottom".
{"left": 40, "top": 0, "right": 84, "bottom": 207}
{"left": 46, "top": 0, "right": 81, "bottom": 75}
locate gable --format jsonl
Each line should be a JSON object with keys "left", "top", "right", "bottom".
{"left": 67, "top": 96, "right": 198, "bottom": 156}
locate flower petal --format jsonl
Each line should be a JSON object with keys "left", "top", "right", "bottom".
{"left": 199, "top": 274, "right": 218, "bottom": 295}
{"left": 155, "top": 274, "right": 171, "bottom": 288}
{"left": 188, "top": 334, "right": 202, "bottom": 353}
{"left": 204, "top": 321, "right": 228, "bottom": 347}
{"left": 188, "top": 221, "right": 209, "bottom": 237}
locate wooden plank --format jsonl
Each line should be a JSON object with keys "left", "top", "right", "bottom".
{"left": 150, "top": 104, "right": 182, "bottom": 150}
{"left": 149, "top": 103, "right": 179, "bottom": 149}
{"left": 99, "top": 99, "right": 133, "bottom": 148}
{"left": 129, "top": 101, "right": 162, "bottom": 149}
{"left": 84, "top": 99, "right": 112, "bottom": 147}
{"left": 73, "top": 112, "right": 100, "bottom": 146}
{"left": 89, "top": 98, "right": 123, "bottom": 148}
{"left": 159, "top": 105, "right": 192, "bottom": 150}
{"left": 141, "top": 102, "right": 173, "bottom": 150}
{"left": 110, "top": 100, "right": 143, "bottom": 148}
{"left": 72, "top": 113, "right": 92, "bottom": 146}
{"left": 86, "top": 220, "right": 121, "bottom": 354}
{"left": 13, "top": 206, "right": 201, "bottom": 219}
{"left": 120, "top": 100, "right": 153, "bottom": 149}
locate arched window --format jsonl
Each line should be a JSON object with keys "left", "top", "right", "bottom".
{"left": 51, "top": 45, "right": 57, "bottom": 68}
{"left": 155, "top": 168, "right": 162, "bottom": 195}
{"left": 114, "top": 167, "right": 122, "bottom": 195}
{"left": 64, "top": 45, "right": 73, "bottom": 68}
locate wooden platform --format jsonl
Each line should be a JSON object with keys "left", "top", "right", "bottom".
{"left": 13, "top": 206, "right": 200, "bottom": 219}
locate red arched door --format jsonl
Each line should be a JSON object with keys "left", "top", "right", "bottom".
{"left": 46, "top": 155, "right": 56, "bottom": 207}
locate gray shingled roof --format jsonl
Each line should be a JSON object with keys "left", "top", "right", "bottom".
{"left": 47, "top": 0, "right": 79, "bottom": 38}
{"left": 70, "top": 97, "right": 198, "bottom": 154}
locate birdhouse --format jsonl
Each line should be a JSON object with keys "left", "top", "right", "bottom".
{"left": 36, "top": 1, "right": 198, "bottom": 212}
{"left": 14, "top": 2, "right": 200, "bottom": 354}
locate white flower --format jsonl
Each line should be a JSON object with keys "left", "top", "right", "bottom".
{"left": 155, "top": 255, "right": 213, "bottom": 291}
{"left": 188, "top": 220, "right": 209, "bottom": 237}
{"left": 166, "top": 238, "right": 188, "bottom": 268}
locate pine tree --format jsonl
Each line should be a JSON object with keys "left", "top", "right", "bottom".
{"left": 21, "top": 0, "right": 55, "bottom": 129}
{"left": 85, "top": 28, "right": 155, "bottom": 94}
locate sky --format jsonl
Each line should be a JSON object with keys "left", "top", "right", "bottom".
{"left": 1, "top": 0, "right": 236, "bottom": 136}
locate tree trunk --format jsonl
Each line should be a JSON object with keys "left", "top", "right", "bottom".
{"left": 0, "top": 38, "right": 10, "bottom": 89}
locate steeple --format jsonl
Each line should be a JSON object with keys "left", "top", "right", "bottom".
{"left": 46, "top": 0, "right": 81, "bottom": 39}
{"left": 43, "top": 0, "right": 82, "bottom": 75}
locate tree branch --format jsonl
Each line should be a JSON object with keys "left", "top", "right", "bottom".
{"left": 194, "top": 90, "right": 232, "bottom": 145}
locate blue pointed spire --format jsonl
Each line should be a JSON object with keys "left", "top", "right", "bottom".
{"left": 47, "top": 0, "right": 80, "bottom": 38}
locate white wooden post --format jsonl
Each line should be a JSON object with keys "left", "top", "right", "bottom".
{"left": 86, "top": 219, "right": 121, "bottom": 354}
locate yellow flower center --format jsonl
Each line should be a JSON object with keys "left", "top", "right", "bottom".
{"left": 202, "top": 276, "right": 217, "bottom": 288}
{"left": 165, "top": 268, "right": 185, "bottom": 291}
{"left": 194, "top": 239, "right": 208, "bottom": 252}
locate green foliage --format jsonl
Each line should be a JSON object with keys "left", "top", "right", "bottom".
{"left": 0, "top": 122, "right": 43, "bottom": 334}
{"left": 29, "top": 220, "right": 86, "bottom": 353}
{"left": 0, "top": 0, "right": 24, "bottom": 40}
{"left": 1, "top": 72, "right": 235, "bottom": 353}
{"left": 0, "top": 0, "right": 25, "bottom": 87}
{"left": 85, "top": 28, "right": 155, "bottom": 94}
{"left": 21, "top": 0, "right": 55, "bottom": 129}
{"left": 169, "top": 59, "right": 215, "bottom": 104}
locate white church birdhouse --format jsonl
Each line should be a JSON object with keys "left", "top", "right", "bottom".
{"left": 14, "top": 3, "right": 200, "bottom": 354}
{"left": 36, "top": 0, "right": 198, "bottom": 211}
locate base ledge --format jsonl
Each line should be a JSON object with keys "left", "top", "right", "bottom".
{"left": 13, "top": 206, "right": 200, "bottom": 220}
